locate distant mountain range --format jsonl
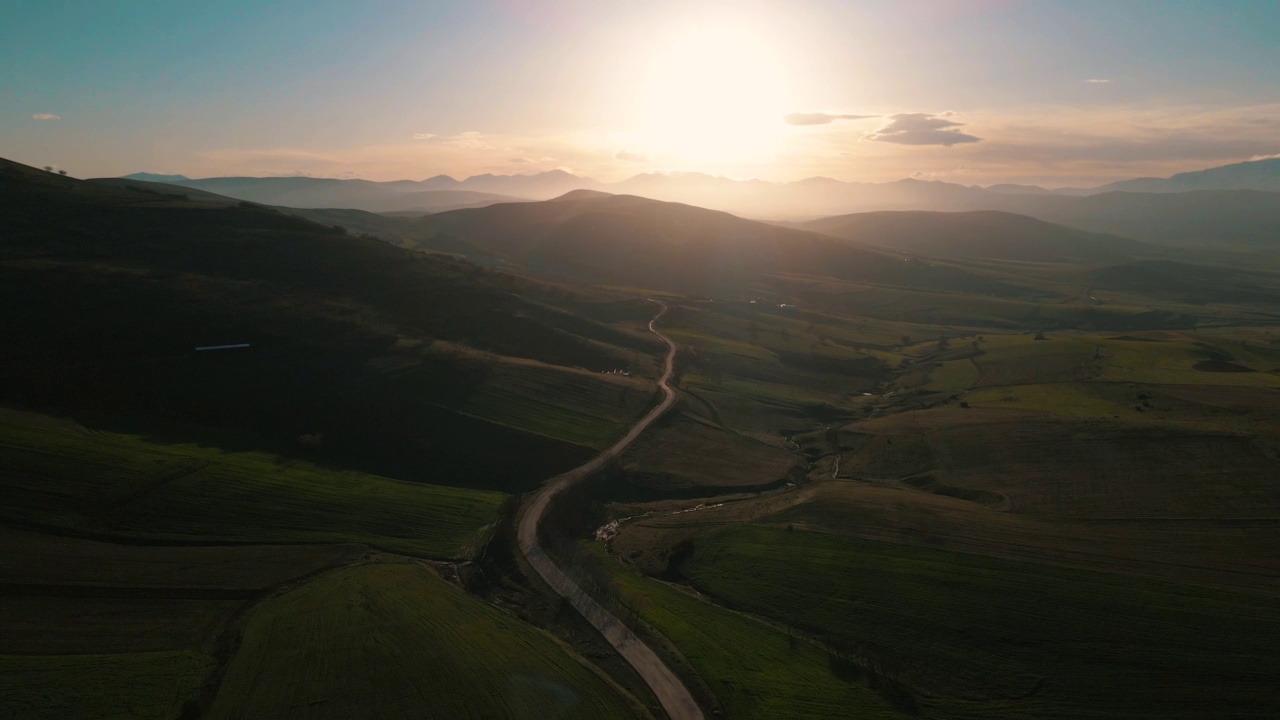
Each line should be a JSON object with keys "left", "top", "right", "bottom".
{"left": 1091, "top": 156, "right": 1280, "bottom": 194}
{"left": 797, "top": 210, "right": 1143, "bottom": 263}
{"left": 123, "top": 156, "right": 1279, "bottom": 211}
{"left": 114, "top": 156, "right": 1280, "bottom": 248}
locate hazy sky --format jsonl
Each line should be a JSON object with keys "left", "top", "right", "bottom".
{"left": 4, "top": 0, "right": 1279, "bottom": 186}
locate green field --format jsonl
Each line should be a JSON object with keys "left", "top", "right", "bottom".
{"left": 925, "top": 358, "right": 978, "bottom": 392}
{"left": 0, "top": 413, "right": 505, "bottom": 557}
{"left": 679, "top": 525, "right": 1280, "bottom": 719}
{"left": 0, "top": 651, "right": 214, "bottom": 720}
{"left": 460, "top": 361, "right": 655, "bottom": 449}
{"left": 208, "top": 562, "right": 645, "bottom": 720}
{"left": 590, "top": 546, "right": 908, "bottom": 719}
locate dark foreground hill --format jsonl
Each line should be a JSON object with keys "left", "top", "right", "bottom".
{"left": 89, "top": 176, "right": 441, "bottom": 245}
{"left": 413, "top": 193, "right": 1038, "bottom": 298}
{"left": 125, "top": 174, "right": 541, "bottom": 212}
{"left": 798, "top": 210, "right": 1143, "bottom": 263}
{"left": 1, "top": 158, "right": 659, "bottom": 491}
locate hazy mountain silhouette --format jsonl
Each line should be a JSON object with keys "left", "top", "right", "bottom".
{"left": 121, "top": 157, "right": 1280, "bottom": 244}
{"left": 122, "top": 172, "right": 192, "bottom": 183}
{"left": 987, "top": 190, "right": 1280, "bottom": 246}
{"left": 1093, "top": 157, "right": 1280, "bottom": 194}
{"left": 799, "top": 210, "right": 1143, "bottom": 263}
{"left": 412, "top": 193, "right": 1033, "bottom": 297}
{"left": 118, "top": 174, "right": 526, "bottom": 213}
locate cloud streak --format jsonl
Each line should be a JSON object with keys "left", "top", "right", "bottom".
{"left": 33, "top": 113, "right": 61, "bottom": 120}
{"left": 1086, "top": 78, "right": 1111, "bottom": 84}
{"left": 614, "top": 149, "right": 649, "bottom": 162}
{"left": 784, "top": 112, "right": 875, "bottom": 126}
{"left": 866, "top": 113, "right": 982, "bottom": 146}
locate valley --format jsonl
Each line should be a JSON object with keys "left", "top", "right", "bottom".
{"left": 3, "top": 155, "right": 1280, "bottom": 720}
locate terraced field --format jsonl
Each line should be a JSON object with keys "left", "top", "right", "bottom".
{"left": 460, "top": 361, "right": 656, "bottom": 449}
{"left": 620, "top": 414, "right": 798, "bottom": 491}
{"left": 0, "top": 651, "right": 214, "bottom": 720}
{"left": 0, "top": 413, "right": 505, "bottom": 557}
{"left": 208, "top": 562, "right": 645, "bottom": 720}
{"left": 0, "top": 528, "right": 364, "bottom": 719}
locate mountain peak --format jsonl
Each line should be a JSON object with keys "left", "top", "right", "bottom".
{"left": 550, "top": 188, "right": 613, "bottom": 202}
{"left": 123, "top": 172, "right": 190, "bottom": 182}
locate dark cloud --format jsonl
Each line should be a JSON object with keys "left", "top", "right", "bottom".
{"left": 867, "top": 113, "right": 982, "bottom": 146}
{"left": 614, "top": 149, "right": 649, "bottom": 162}
{"left": 784, "top": 112, "right": 875, "bottom": 126}
{"left": 509, "top": 157, "right": 532, "bottom": 163}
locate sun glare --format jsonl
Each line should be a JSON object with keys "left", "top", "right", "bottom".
{"left": 638, "top": 23, "right": 791, "bottom": 165}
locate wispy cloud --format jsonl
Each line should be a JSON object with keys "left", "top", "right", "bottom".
{"left": 1085, "top": 78, "right": 1111, "bottom": 84}
{"left": 784, "top": 112, "right": 875, "bottom": 126}
{"left": 1249, "top": 152, "right": 1280, "bottom": 161}
{"left": 33, "top": 113, "right": 61, "bottom": 120}
{"left": 866, "top": 112, "right": 982, "bottom": 147}
{"left": 443, "top": 131, "right": 495, "bottom": 150}
{"left": 411, "top": 133, "right": 437, "bottom": 140}
{"left": 614, "top": 149, "right": 649, "bottom": 162}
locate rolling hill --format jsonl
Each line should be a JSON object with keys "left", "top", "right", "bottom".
{"left": 89, "top": 176, "right": 437, "bottom": 244}
{"left": 798, "top": 210, "right": 1143, "bottom": 263}
{"left": 118, "top": 156, "right": 1280, "bottom": 242}
{"left": 1, "top": 157, "right": 663, "bottom": 491}
{"left": 119, "top": 174, "right": 525, "bottom": 212}
{"left": 412, "top": 192, "right": 1038, "bottom": 298}
{"left": 122, "top": 172, "right": 588, "bottom": 212}
{"left": 990, "top": 189, "right": 1280, "bottom": 247}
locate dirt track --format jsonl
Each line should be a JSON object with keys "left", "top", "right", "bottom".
{"left": 516, "top": 300, "right": 704, "bottom": 720}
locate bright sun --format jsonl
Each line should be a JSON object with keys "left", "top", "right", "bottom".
{"left": 638, "top": 23, "right": 791, "bottom": 165}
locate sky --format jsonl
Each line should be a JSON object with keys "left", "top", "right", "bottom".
{"left": 3, "top": 0, "right": 1279, "bottom": 186}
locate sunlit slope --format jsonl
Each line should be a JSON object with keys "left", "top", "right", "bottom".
{"left": 0, "top": 411, "right": 505, "bottom": 556}
{"left": 799, "top": 209, "right": 1142, "bottom": 263}
{"left": 207, "top": 563, "right": 645, "bottom": 720}
{"left": 414, "top": 193, "right": 1039, "bottom": 297}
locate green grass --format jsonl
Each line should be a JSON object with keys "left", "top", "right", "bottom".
{"left": 0, "top": 651, "right": 214, "bottom": 720}
{"left": 461, "top": 363, "right": 653, "bottom": 449}
{"left": 208, "top": 562, "right": 644, "bottom": 720}
{"left": 968, "top": 333, "right": 1280, "bottom": 388}
{"left": 963, "top": 382, "right": 1134, "bottom": 419}
{"left": 0, "top": 415, "right": 506, "bottom": 558}
{"left": 681, "top": 525, "right": 1280, "bottom": 719}
{"left": 925, "top": 358, "right": 978, "bottom": 392}
{"left": 667, "top": 327, "right": 777, "bottom": 362}
{"left": 591, "top": 548, "right": 908, "bottom": 719}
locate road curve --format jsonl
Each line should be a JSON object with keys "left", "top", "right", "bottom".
{"left": 516, "top": 300, "right": 704, "bottom": 720}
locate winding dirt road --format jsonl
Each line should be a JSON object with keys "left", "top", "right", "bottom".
{"left": 516, "top": 300, "right": 704, "bottom": 720}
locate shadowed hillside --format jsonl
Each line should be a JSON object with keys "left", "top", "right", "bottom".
{"left": 1, "top": 158, "right": 662, "bottom": 491}
{"left": 990, "top": 190, "right": 1280, "bottom": 247}
{"left": 798, "top": 210, "right": 1143, "bottom": 263}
